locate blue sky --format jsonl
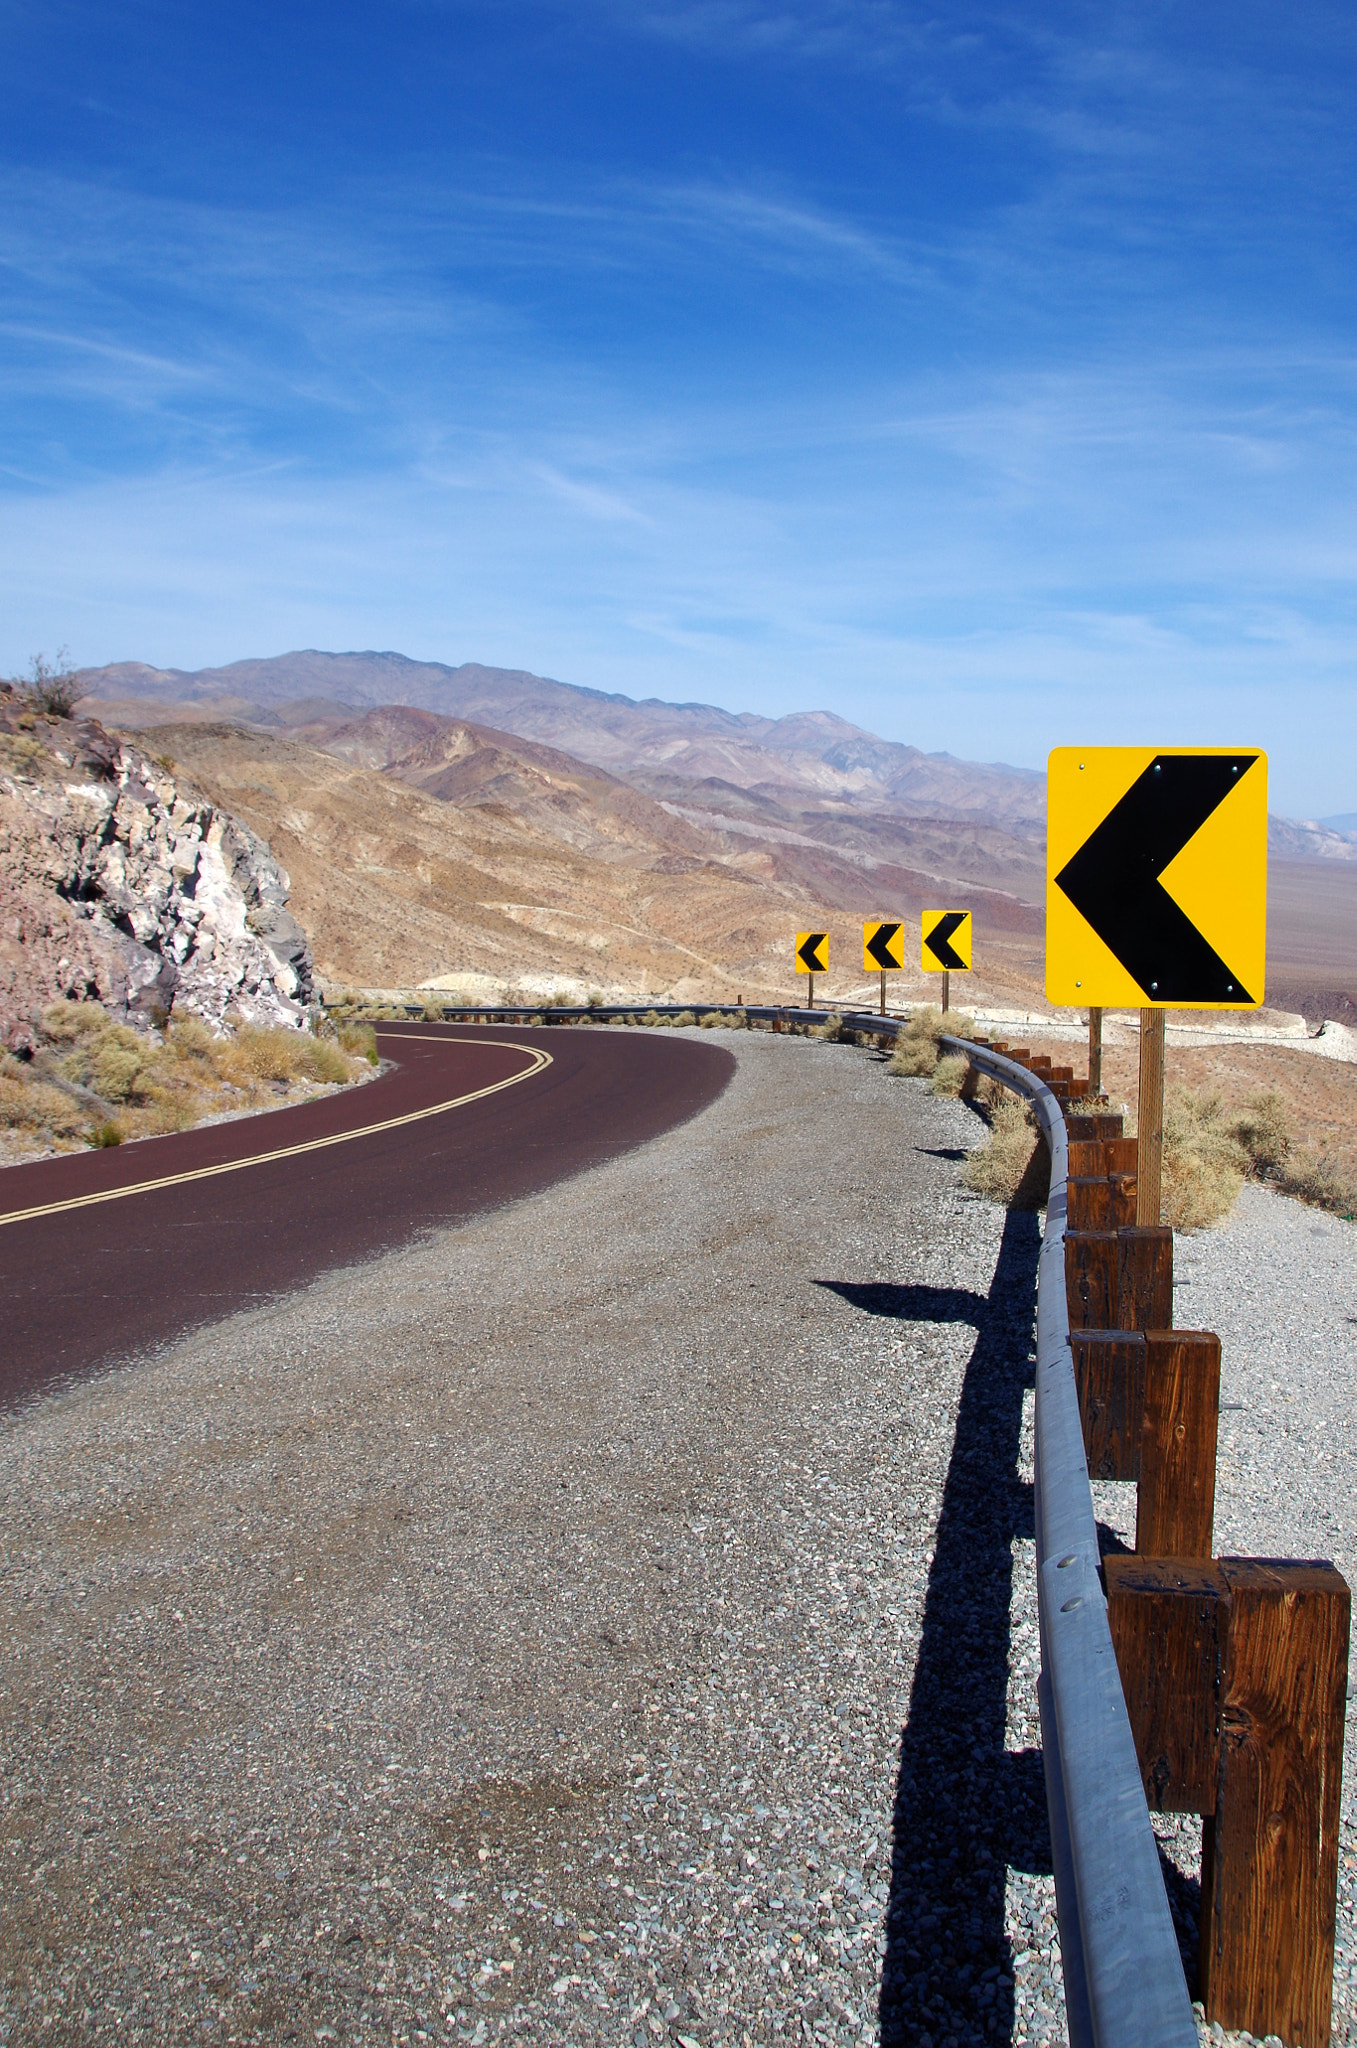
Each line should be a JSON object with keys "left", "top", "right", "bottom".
{"left": 3, "top": 2, "right": 1356, "bottom": 813}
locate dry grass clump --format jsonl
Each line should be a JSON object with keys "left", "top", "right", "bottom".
{"left": 930, "top": 1053, "right": 971, "bottom": 1098}
{"left": 639, "top": 1010, "right": 666, "bottom": 1027}
{"left": 698, "top": 1010, "right": 745, "bottom": 1028}
{"left": 0, "top": 1011, "right": 373, "bottom": 1166}
{"left": 963, "top": 1094, "right": 1050, "bottom": 1210}
{"left": 670, "top": 1010, "right": 697, "bottom": 1028}
{"left": 886, "top": 1005, "right": 977, "bottom": 1078}
{"left": 810, "top": 1013, "right": 845, "bottom": 1042}
{"left": 217, "top": 1024, "right": 350, "bottom": 1087}
{"left": 1159, "top": 1088, "right": 1245, "bottom": 1232}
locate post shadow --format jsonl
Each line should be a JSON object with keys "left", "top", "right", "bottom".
{"left": 827, "top": 1206, "right": 1051, "bottom": 2046}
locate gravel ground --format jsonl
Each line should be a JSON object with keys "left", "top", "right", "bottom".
{"left": 1, "top": 1028, "right": 1352, "bottom": 2048}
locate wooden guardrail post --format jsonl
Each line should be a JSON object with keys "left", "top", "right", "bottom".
{"left": 1071, "top": 1329, "right": 1219, "bottom": 1557}
{"left": 1105, "top": 1558, "right": 1350, "bottom": 2048}
{"left": 1135, "top": 1331, "right": 1220, "bottom": 1559}
{"left": 1066, "top": 1224, "right": 1172, "bottom": 1332}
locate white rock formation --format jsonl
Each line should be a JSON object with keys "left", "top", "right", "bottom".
{"left": 0, "top": 710, "right": 313, "bottom": 1049}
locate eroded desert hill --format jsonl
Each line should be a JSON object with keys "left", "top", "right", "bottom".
{"left": 128, "top": 711, "right": 1046, "bottom": 1006}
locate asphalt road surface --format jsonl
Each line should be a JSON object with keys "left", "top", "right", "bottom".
{"left": 0, "top": 1022, "right": 733, "bottom": 1409}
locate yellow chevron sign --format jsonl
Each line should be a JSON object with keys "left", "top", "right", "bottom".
{"left": 922, "top": 910, "right": 971, "bottom": 972}
{"left": 863, "top": 921, "right": 905, "bottom": 972}
{"left": 795, "top": 931, "right": 828, "bottom": 974}
{"left": 1046, "top": 747, "right": 1267, "bottom": 1008}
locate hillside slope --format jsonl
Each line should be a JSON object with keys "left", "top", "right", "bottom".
{"left": 132, "top": 717, "right": 1045, "bottom": 1006}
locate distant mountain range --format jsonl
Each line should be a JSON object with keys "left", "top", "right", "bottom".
{"left": 72, "top": 649, "right": 1047, "bottom": 829}
{"left": 72, "top": 648, "right": 1353, "bottom": 863}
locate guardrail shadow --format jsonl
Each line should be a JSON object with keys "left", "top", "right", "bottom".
{"left": 819, "top": 1205, "right": 1049, "bottom": 2044}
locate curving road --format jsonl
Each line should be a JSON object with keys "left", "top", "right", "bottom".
{"left": 0, "top": 1022, "right": 733, "bottom": 1409}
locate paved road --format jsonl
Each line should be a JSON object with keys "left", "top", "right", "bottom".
{"left": 0, "top": 1022, "right": 732, "bottom": 1408}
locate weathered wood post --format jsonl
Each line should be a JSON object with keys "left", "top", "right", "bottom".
{"left": 1088, "top": 1004, "right": 1103, "bottom": 1096}
{"left": 1137, "top": 1007, "right": 1166, "bottom": 1225}
{"left": 1106, "top": 1558, "right": 1350, "bottom": 2048}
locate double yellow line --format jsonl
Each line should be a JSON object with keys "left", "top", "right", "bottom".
{"left": 0, "top": 1037, "right": 552, "bottom": 1229}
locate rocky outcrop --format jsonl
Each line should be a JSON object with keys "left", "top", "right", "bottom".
{"left": 0, "top": 699, "right": 314, "bottom": 1051}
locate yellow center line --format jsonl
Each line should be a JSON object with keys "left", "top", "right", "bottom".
{"left": 0, "top": 1039, "right": 553, "bottom": 1229}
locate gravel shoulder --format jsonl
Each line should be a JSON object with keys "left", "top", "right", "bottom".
{"left": 2, "top": 1028, "right": 1352, "bottom": 2048}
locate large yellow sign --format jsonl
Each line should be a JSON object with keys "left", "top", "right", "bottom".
{"left": 863, "top": 921, "right": 905, "bottom": 972}
{"left": 922, "top": 910, "right": 971, "bottom": 972}
{"left": 795, "top": 931, "right": 828, "bottom": 974}
{"left": 1046, "top": 747, "right": 1267, "bottom": 1009}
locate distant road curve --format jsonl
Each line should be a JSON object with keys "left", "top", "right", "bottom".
{"left": 0, "top": 1023, "right": 734, "bottom": 1409}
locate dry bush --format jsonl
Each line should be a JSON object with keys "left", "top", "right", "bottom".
{"left": 1160, "top": 1088, "right": 1245, "bottom": 1231}
{"left": 885, "top": 1004, "right": 977, "bottom": 1079}
{"left": 1232, "top": 1091, "right": 1290, "bottom": 1176}
{"left": 670, "top": 1010, "right": 697, "bottom": 1028}
{"left": 698, "top": 1011, "right": 725, "bottom": 1028}
{"left": 963, "top": 1095, "right": 1049, "bottom": 1209}
{"left": 41, "top": 999, "right": 107, "bottom": 1042}
{"left": 88, "top": 1120, "right": 125, "bottom": 1147}
{"left": 811, "top": 1014, "right": 844, "bottom": 1042}
{"left": 930, "top": 1053, "right": 970, "bottom": 1098}
{"left": 0, "top": 1073, "right": 88, "bottom": 1139}
{"left": 91, "top": 1038, "right": 146, "bottom": 1103}
{"left": 1277, "top": 1144, "right": 1357, "bottom": 1219}
{"left": 168, "top": 1014, "right": 218, "bottom": 1057}
{"left": 640, "top": 1010, "right": 666, "bottom": 1027}
{"left": 335, "top": 1020, "right": 378, "bottom": 1064}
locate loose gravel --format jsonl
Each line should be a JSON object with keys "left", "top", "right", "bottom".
{"left": 1, "top": 1029, "right": 1352, "bottom": 2048}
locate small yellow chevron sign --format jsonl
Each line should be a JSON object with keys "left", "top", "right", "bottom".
{"left": 1046, "top": 747, "right": 1267, "bottom": 1008}
{"left": 863, "top": 920, "right": 905, "bottom": 972}
{"left": 795, "top": 931, "right": 828, "bottom": 974}
{"left": 922, "top": 910, "right": 971, "bottom": 972}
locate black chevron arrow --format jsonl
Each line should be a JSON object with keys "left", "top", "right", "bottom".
{"left": 797, "top": 932, "right": 828, "bottom": 973}
{"left": 1054, "top": 754, "right": 1259, "bottom": 1002}
{"left": 865, "top": 922, "right": 902, "bottom": 970}
{"left": 924, "top": 912, "right": 967, "bottom": 971}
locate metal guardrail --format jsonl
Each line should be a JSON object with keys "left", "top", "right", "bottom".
{"left": 346, "top": 997, "right": 1200, "bottom": 2043}
{"left": 939, "top": 1035, "right": 1197, "bottom": 2048}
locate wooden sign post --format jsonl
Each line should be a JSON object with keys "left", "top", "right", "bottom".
{"left": 1088, "top": 1005, "right": 1103, "bottom": 1096}
{"left": 1136, "top": 1007, "right": 1165, "bottom": 1226}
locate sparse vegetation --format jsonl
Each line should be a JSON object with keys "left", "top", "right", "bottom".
{"left": 0, "top": 1008, "right": 373, "bottom": 1165}
{"left": 929, "top": 1052, "right": 971, "bottom": 1097}
{"left": 886, "top": 1005, "right": 977, "bottom": 1078}
{"left": 963, "top": 1093, "right": 1050, "bottom": 1209}
{"left": 19, "top": 648, "right": 81, "bottom": 719}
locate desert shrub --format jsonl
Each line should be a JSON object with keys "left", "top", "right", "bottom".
{"left": 811, "top": 1014, "right": 844, "bottom": 1042}
{"left": 670, "top": 1010, "right": 697, "bottom": 1028}
{"left": 220, "top": 1024, "right": 308, "bottom": 1084}
{"left": 168, "top": 1013, "right": 217, "bottom": 1057}
{"left": 91, "top": 1039, "right": 145, "bottom": 1102}
{"left": 964, "top": 1095, "right": 1049, "bottom": 1209}
{"left": 586, "top": 989, "right": 605, "bottom": 1008}
{"left": 0, "top": 1075, "right": 88, "bottom": 1138}
{"left": 640, "top": 1010, "right": 665, "bottom": 1027}
{"left": 42, "top": 999, "right": 107, "bottom": 1042}
{"left": 1160, "top": 1088, "right": 1245, "bottom": 1232}
{"left": 298, "top": 1036, "right": 351, "bottom": 1084}
{"left": 23, "top": 649, "right": 80, "bottom": 717}
{"left": 336, "top": 1021, "right": 378, "bottom": 1063}
{"left": 930, "top": 1053, "right": 970, "bottom": 1098}
{"left": 1231, "top": 1091, "right": 1290, "bottom": 1177}
{"left": 87, "top": 1120, "right": 124, "bottom": 1147}
{"left": 1275, "top": 1144, "right": 1357, "bottom": 1220}
{"left": 422, "top": 999, "right": 448, "bottom": 1022}
{"left": 698, "top": 1011, "right": 725, "bottom": 1028}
